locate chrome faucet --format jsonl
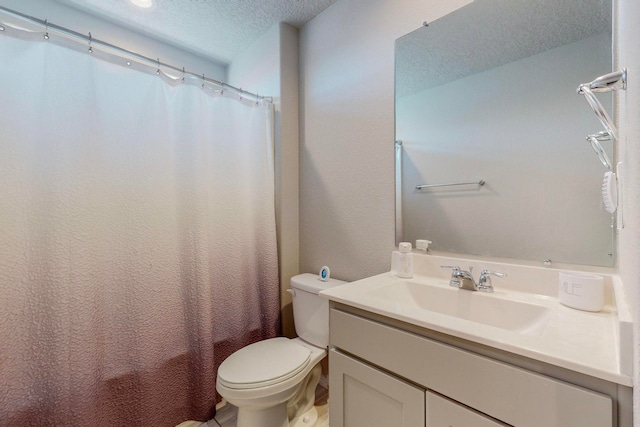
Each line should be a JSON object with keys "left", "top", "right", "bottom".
{"left": 442, "top": 266, "right": 476, "bottom": 290}
{"left": 441, "top": 266, "right": 506, "bottom": 293}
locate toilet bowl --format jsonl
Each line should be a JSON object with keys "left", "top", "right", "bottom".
{"left": 216, "top": 273, "right": 345, "bottom": 427}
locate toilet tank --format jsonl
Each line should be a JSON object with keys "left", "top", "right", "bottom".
{"left": 290, "top": 273, "right": 346, "bottom": 348}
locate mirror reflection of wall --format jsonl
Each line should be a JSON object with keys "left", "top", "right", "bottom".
{"left": 395, "top": 0, "right": 614, "bottom": 267}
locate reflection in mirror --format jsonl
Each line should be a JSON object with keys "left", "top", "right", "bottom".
{"left": 395, "top": 0, "right": 614, "bottom": 267}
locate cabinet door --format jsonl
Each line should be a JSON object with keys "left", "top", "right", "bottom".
{"left": 329, "top": 349, "right": 425, "bottom": 427}
{"left": 426, "top": 391, "right": 509, "bottom": 427}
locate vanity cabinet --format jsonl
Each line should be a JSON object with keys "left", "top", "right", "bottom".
{"left": 329, "top": 304, "right": 630, "bottom": 427}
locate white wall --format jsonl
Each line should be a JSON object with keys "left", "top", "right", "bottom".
{"left": 0, "top": 0, "right": 225, "bottom": 80}
{"left": 228, "top": 23, "right": 300, "bottom": 336}
{"left": 617, "top": 0, "right": 640, "bottom": 422}
{"left": 301, "top": 0, "right": 639, "bottom": 420}
{"left": 299, "top": 0, "right": 470, "bottom": 281}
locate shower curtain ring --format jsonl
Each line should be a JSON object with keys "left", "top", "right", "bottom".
{"left": 255, "top": 94, "right": 259, "bottom": 106}
{"left": 88, "top": 32, "right": 93, "bottom": 54}
{"left": 181, "top": 67, "right": 185, "bottom": 84}
{"left": 156, "top": 58, "right": 160, "bottom": 75}
{"left": 43, "top": 19, "right": 49, "bottom": 40}
{"left": 202, "top": 74, "right": 205, "bottom": 89}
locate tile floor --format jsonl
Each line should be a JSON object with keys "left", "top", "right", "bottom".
{"left": 177, "top": 382, "right": 329, "bottom": 427}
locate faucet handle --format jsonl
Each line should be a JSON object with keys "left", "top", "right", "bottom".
{"left": 480, "top": 269, "right": 507, "bottom": 278}
{"left": 441, "top": 266, "right": 462, "bottom": 288}
{"left": 477, "top": 270, "right": 507, "bottom": 292}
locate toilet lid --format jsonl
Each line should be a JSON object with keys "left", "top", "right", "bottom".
{"left": 217, "top": 338, "right": 311, "bottom": 389}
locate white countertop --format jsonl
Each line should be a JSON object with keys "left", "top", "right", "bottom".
{"left": 321, "top": 269, "right": 632, "bottom": 386}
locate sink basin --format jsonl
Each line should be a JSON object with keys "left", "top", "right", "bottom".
{"left": 366, "top": 280, "right": 552, "bottom": 335}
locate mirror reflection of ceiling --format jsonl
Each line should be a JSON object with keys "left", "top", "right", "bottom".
{"left": 55, "top": 0, "right": 337, "bottom": 65}
{"left": 396, "top": 0, "right": 612, "bottom": 98}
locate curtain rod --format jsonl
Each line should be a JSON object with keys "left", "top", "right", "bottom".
{"left": 0, "top": 5, "right": 271, "bottom": 103}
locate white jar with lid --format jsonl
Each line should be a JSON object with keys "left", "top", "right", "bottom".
{"left": 559, "top": 272, "right": 604, "bottom": 312}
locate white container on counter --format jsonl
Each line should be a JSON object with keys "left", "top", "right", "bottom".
{"left": 559, "top": 272, "right": 604, "bottom": 312}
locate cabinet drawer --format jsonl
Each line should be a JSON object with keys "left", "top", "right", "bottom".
{"left": 426, "top": 392, "right": 508, "bottom": 427}
{"left": 330, "top": 308, "right": 612, "bottom": 427}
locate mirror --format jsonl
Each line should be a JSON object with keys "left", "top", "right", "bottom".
{"left": 395, "top": 0, "right": 614, "bottom": 266}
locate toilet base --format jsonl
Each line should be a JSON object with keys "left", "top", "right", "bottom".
{"left": 289, "top": 406, "right": 318, "bottom": 427}
{"left": 287, "top": 363, "right": 322, "bottom": 422}
{"left": 231, "top": 363, "right": 323, "bottom": 427}
{"left": 235, "top": 401, "right": 320, "bottom": 427}
{"left": 236, "top": 402, "right": 288, "bottom": 427}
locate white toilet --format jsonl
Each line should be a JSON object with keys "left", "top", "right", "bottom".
{"left": 216, "top": 273, "right": 345, "bottom": 427}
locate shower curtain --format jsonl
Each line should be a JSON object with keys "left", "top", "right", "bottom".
{"left": 0, "top": 31, "right": 280, "bottom": 426}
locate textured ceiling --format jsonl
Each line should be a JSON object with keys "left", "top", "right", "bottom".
{"left": 396, "top": 0, "right": 612, "bottom": 98}
{"left": 54, "top": 0, "right": 337, "bottom": 65}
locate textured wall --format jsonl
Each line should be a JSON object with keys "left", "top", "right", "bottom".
{"left": 616, "top": 0, "right": 640, "bottom": 422}
{"left": 228, "top": 23, "right": 300, "bottom": 337}
{"left": 299, "top": 0, "right": 471, "bottom": 281}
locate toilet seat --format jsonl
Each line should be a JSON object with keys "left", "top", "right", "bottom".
{"left": 217, "top": 338, "right": 311, "bottom": 389}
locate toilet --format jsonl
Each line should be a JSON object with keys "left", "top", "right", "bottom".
{"left": 216, "top": 273, "right": 345, "bottom": 427}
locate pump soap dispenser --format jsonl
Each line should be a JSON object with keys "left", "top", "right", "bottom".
{"left": 396, "top": 242, "right": 413, "bottom": 279}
